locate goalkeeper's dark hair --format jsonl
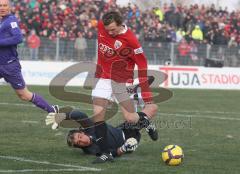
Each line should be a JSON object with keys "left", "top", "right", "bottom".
{"left": 102, "top": 11, "right": 123, "bottom": 26}
{"left": 66, "top": 129, "right": 84, "bottom": 148}
{"left": 66, "top": 129, "right": 98, "bottom": 155}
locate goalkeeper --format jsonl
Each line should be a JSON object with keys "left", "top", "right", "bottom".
{"left": 46, "top": 109, "right": 141, "bottom": 160}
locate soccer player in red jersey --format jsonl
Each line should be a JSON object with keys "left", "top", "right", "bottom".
{"left": 91, "top": 11, "right": 158, "bottom": 163}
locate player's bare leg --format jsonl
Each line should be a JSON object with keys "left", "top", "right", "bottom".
{"left": 142, "top": 103, "right": 158, "bottom": 119}
{"left": 92, "top": 97, "right": 109, "bottom": 122}
{"left": 119, "top": 99, "right": 140, "bottom": 123}
{"left": 15, "top": 87, "right": 58, "bottom": 113}
{"left": 119, "top": 99, "right": 150, "bottom": 129}
{"left": 15, "top": 87, "right": 33, "bottom": 101}
{"left": 92, "top": 97, "right": 114, "bottom": 163}
{"left": 120, "top": 98, "right": 159, "bottom": 141}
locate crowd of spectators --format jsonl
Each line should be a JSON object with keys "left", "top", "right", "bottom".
{"left": 11, "top": 0, "right": 240, "bottom": 65}
{"left": 12, "top": 0, "right": 240, "bottom": 45}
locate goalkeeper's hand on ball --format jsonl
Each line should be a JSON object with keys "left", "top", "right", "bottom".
{"left": 120, "top": 138, "right": 138, "bottom": 153}
{"left": 45, "top": 113, "right": 67, "bottom": 130}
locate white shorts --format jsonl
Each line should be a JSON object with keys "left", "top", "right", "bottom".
{"left": 91, "top": 78, "right": 130, "bottom": 103}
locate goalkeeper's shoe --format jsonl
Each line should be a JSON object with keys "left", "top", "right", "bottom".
{"left": 146, "top": 122, "right": 158, "bottom": 141}
{"left": 92, "top": 153, "right": 114, "bottom": 164}
{"left": 52, "top": 105, "right": 59, "bottom": 113}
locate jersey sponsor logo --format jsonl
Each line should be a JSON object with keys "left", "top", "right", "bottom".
{"left": 99, "top": 43, "right": 134, "bottom": 59}
{"left": 98, "top": 43, "right": 115, "bottom": 57}
{"left": 10, "top": 22, "right": 18, "bottom": 29}
{"left": 114, "top": 40, "right": 122, "bottom": 50}
{"left": 134, "top": 47, "right": 143, "bottom": 54}
{"left": 7, "top": 60, "right": 14, "bottom": 64}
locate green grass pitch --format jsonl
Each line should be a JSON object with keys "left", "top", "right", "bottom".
{"left": 0, "top": 85, "right": 240, "bottom": 174}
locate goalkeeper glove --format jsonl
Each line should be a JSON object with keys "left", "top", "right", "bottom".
{"left": 45, "top": 113, "right": 67, "bottom": 130}
{"left": 119, "top": 138, "right": 138, "bottom": 153}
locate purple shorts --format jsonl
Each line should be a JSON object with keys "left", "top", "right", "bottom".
{"left": 0, "top": 61, "right": 26, "bottom": 89}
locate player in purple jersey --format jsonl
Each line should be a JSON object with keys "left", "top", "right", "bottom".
{"left": 0, "top": 0, "right": 58, "bottom": 113}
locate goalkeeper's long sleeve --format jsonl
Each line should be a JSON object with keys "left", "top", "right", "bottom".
{"left": 67, "top": 109, "right": 95, "bottom": 129}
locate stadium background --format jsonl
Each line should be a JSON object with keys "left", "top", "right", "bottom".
{"left": 10, "top": 0, "right": 240, "bottom": 67}
{"left": 0, "top": 0, "right": 240, "bottom": 173}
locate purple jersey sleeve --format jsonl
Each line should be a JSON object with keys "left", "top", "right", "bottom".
{"left": 0, "top": 15, "right": 23, "bottom": 46}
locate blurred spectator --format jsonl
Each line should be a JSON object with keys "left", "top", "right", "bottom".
{"left": 226, "top": 35, "right": 239, "bottom": 66}
{"left": 57, "top": 27, "right": 67, "bottom": 60}
{"left": 27, "top": 30, "right": 41, "bottom": 60}
{"left": 212, "top": 28, "right": 228, "bottom": 45}
{"left": 177, "top": 38, "right": 191, "bottom": 65}
{"left": 153, "top": 7, "right": 163, "bottom": 22}
{"left": 176, "top": 28, "right": 186, "bottom": 43}
{"left": 66, "top": 30, "right": 76, "bottom": 61}
{"left": 189, "top": 40, "right": 199, "bottom": 65}
{"left": 74, "top": 32, "right": 87, "bottom": 61}
{"left": 191, "top": 25, "right": 203, "bottom": 41}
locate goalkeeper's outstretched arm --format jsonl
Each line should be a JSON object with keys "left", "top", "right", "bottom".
{"left": 45, "top": 108, "right": 94, "bottom": 129}
{"left": 67, "top": 109, "right": 94, "bottom": 128}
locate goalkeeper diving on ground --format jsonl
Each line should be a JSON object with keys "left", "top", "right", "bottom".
{"left": 45, "top": 76, "right": 158, "bottom": 163}
{"left": 46, "top": 108, "right": 143, "bottom": 159}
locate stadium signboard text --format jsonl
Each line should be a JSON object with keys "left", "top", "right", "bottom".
{"left": 158, "top": 66, "right": 240, "bottom": 90}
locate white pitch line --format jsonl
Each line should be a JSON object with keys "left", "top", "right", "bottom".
{"left": 160, "top": 113, "right": 240, "bottom": 121}
{"left": 170, "top": 110, "right": 239, "bottom": 115}
{"left": 0, "top": 102, "right": 35, "bottom": 107}
{"left": 21, "top": 120, "right": 39, "bottom": 124}
{"left": 0, "top": 155, "right": 101, "bottom": 172}
{"left": 0, "top": 168, "right": 98, "bottom": 173}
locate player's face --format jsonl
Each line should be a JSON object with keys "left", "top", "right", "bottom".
{"left": 73, "top": 132, "right": 91, "bottom": 147}
{"left": 104, "top": 21, "right": 122, "bottom": 37}
{"left": 0, "top": 0, "right": 10, "bottom": 17}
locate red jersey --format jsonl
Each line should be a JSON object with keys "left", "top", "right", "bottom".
{"left": 96, "top": 21, "right": 152, "bottom": 102}
{"left": 27, "top": 35, "right": 41, "bottom": 49}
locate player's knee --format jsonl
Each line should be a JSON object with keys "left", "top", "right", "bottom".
{"left": 92, "top": 107, "right": 106, "bottom": 122}
{"left": 93, "top": 107, "right": 105, "bottom": 116}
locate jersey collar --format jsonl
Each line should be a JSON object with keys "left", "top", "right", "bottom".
{"left": 1, "top": 14, "right": 11, "bottom": 22}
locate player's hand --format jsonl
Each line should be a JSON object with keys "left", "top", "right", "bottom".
{"left": 45, "top": 113, "right": 67, "bottom": 130}
{"left": 120, "top": 138, "right": 138, "bottom": 153}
